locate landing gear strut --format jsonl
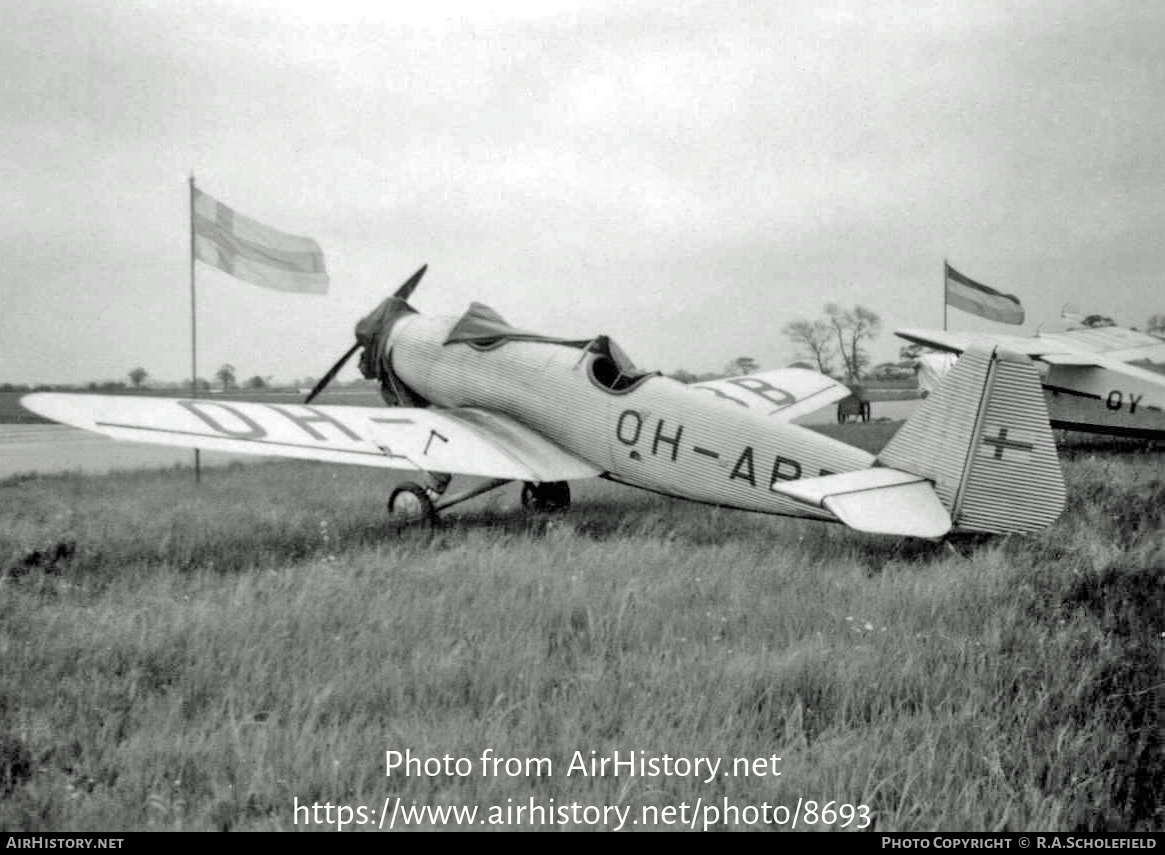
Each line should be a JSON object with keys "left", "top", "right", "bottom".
{"left": 386, "top": 477, "right": 514, "bottom": 527}
{"left": 386, "top": 478, "right": 572, "bottom": 529}
{"left": 521, "top": 481, "right": 571, "bottom": 512}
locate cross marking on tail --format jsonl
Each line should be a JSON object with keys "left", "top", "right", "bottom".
{"left": 981, "top": 427, "right": 1033, "bottom": 460}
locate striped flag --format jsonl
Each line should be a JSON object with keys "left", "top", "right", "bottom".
{"left": 193, "top": 188, "right": 329, "bottom": 294}
{"left": 945, "top": 261, "right": 1023, "bottom": 325}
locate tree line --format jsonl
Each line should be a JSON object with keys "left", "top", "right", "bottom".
{"left": 125, "top": 364, "right": 277, "bottom": 392}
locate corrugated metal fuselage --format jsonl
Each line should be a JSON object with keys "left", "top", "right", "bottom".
{"left": 388, "top": 314, "right": 875, "bottom": 518}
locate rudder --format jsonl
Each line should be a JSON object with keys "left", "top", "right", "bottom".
{"left": 878, "top": 346, "right": 1065, "bottom": 534}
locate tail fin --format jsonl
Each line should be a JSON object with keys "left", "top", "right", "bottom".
{"left": 878, "top": 346, "right": 1065, "bottom": 534}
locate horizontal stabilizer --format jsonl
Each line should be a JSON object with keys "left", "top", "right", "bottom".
{"left": 771, "top": 469, "right": 951, "bottom": 538}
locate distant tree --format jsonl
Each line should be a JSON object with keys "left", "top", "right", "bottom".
{"left": 1146, "top": 314, "right": 1165, "bottom": 337}
{"left": 1082, "top": 314, "right": 1115, "bottom": 328}
{"left": 128, "top": 367, "right": 148, "bottom": 389}
{"left": 825, "top": 303, "right": 882, "bottom": 382}
{"left": 190, "top": 377, "right": 211, "bottom": 394}
{"left": 215, "top": 363, "right": 237, "bottom": 391}
{"left": 782, "top": 319, "right": 836, "bottom": 375}
{"left": 245, "top": 375, "right": 268, "bottom": 390}
{"left": 723, "top": 356, "right": 760, "bottom": 377}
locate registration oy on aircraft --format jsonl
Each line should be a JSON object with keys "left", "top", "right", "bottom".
{"left": 24, "top": 265, "right": 1066, "bottom": 538}
{"left": 897, "top": 325, "right": 1165, "bottom": 440}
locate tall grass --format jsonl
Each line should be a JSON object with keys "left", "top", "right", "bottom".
{"left": 0, "top": 447, "right": 1159, "bottom": 831}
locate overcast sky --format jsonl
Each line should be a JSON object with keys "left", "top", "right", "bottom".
{"left": 2, "top": 0, "right": 1162, "bottom": 386}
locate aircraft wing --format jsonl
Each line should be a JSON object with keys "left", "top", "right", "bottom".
{"left": 899, "top": 326, "right": 1165, "bottom": 368}
{"left": 1042, "top": 326, "right": 1165, "bottom": 359}
{"left": 20, "top": 393, "right": 602, "bottom": 483}
{"left": 897, "top": 327, "right": 1165, "bottom": 373}
{"left": 689, "top": 367, "right": 853, "bottom": 420}
{"left": 894, "top": 328, "right": 1073, "bottom": 359}
{"left": 1038, "top": 353, "right": 1106, "bottom": 368}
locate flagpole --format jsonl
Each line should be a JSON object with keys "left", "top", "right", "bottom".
{"left": 189, "top": 174, "right": 201, "bottom": 484}
{"left": 942, "top": 259, "right": 948, "bottom": 331}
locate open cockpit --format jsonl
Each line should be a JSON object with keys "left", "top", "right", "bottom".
{"left": 444, "top": 302, "right": 656, "bottom": 392}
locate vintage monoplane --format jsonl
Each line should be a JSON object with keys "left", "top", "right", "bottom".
{"left": 23, "top": 267, "right": 1066, "bottom": 538}
{"left": 896, "top": 325, "right": 1165, "bottom": 439}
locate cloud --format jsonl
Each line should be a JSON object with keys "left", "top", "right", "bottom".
{"left": 2, "top": 0, "right": 1163, "bottom": 383}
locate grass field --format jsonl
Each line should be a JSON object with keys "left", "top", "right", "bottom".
{"left": 0, "top": 429, "right": 1160, "bottom": 832}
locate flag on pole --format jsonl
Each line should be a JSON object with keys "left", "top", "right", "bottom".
{"left": 192, "top": 188, "right": 329, "bottom": 294}
{"left": 944, "top": 261, "right": 1023, "bottom": 325}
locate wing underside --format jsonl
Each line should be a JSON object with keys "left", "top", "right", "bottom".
{"left": 20, "top": 393, "right": 602, "bottom": 483}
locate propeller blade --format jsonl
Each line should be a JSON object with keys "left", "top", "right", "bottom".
{"left": 304, "top": 342, "right": 361, "bottom": 404}
{"left": 394, "top": 264, "right": 428, "bottom": 301}
{"left": 305, "top": 265, "right": 427, "bottom": 404}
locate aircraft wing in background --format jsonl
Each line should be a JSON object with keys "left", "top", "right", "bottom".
{"left": 894, "top": 328, "right": 1073, "bottom": 359}
{"left": 895, "top": 328, "right": 1165, "bottom": 438}
{"left": 897, "top": 326, "right": 1165, "bottom": 369}
{"left": 690, "top": 367, "right": 853, "bottom": 421}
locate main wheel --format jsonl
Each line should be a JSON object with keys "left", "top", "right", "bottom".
{"left": 388, "top": 482, "right": 438, "bottom": 527}
{"left": 520, "top": 481, "right": 571, "bottom": 513}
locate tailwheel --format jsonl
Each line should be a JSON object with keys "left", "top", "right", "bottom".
{"left": 388, "top": 482, "right": 439, "bottom": 527}
{"left": 520, "top": 481, "right": 571, "bottom": 513}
